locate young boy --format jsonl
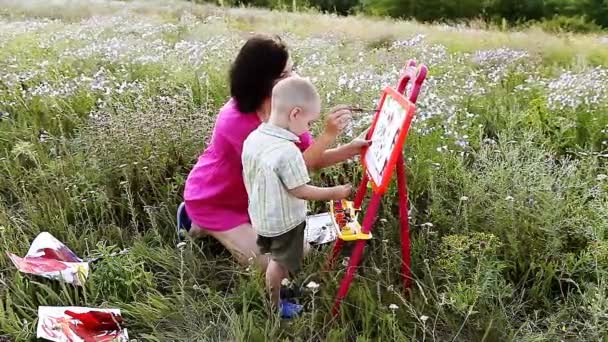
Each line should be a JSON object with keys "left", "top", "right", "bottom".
{"left": 242, "top": 76, "right": 352, "bottom": 318}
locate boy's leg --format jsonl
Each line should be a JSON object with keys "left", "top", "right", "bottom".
{"left": 266, "top": 259, "right": 288, "bottom": 307}
{"left": 261, "top": 223, "right": 306, "bottom": 318}
{"left": 303, "top": 240, "right": 311, "bottom": 256}
{"left": 267, "top": 222, "right": 306, "bottom": 277}
{"left": 262, "top": 222, "right": 306, "bottom": 304}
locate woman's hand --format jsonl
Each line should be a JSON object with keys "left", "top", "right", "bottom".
{"left": 345, "top": 128, "right": 372, "bottom": 157}
{"left": 304, "top": 116, "right": 372, "bottom": 171}
{"left": 323, "top": 105, "right": 353, "bottom": 138}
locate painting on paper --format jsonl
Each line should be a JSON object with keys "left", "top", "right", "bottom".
{"left": 37, "top": 306, "right": 128, "bottom": 342}
{"left": 305, "top": 213, "right": 337, "bottom": 245}
{"left": 7, "top": 232, "right": 89, "bottom": 286}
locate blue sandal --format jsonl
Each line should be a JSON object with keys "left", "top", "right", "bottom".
{"left": 280, "top": 299, "right": 303, "bottom": 319}
{"left": 176, "top": 202, "right": 192, "bottom": 244}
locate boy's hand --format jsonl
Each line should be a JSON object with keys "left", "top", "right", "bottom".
{"left": 323, "top": 105, "right": 352, "bottom": 138}
{"left": 332, "top": 184, "right": 353, "bottom": 200}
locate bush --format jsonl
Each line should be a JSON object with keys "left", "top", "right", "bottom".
{"left": 536, "top": 15, "right": 603, "bottom": 34}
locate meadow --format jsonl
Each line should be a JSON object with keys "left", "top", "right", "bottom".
{"left": 1, "top": 0, "right": 608, "bottom": 340}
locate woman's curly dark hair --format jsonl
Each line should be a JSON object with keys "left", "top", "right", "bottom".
{"left": 229, "top": 35, "right": 289, "bottom": 113}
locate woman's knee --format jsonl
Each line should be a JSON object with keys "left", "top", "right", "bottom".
{"left": 208, "top": 224, "right": 264, "bottom": 264}
{"left": 188, "top": 223, "right": 209, "bottom": 239}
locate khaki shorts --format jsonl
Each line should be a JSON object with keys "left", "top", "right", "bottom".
{"left": 256, "top": 222, "right": 306, "bottom": 275}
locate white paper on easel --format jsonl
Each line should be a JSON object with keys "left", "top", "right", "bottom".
{"left": 364, "top": 94, "right": 407, "bottom": 187}
{"left": 305, "top": 213, "right": 337, "bottom": 245}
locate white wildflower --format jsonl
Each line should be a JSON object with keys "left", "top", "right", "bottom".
{"left": 38, "top": 129, "right": 50, "bottom": 143}
{"left": 342, "top": 257, "right": 350, "bottom": 267}
{"left": 176, "top": 242, "right": 187, "bottom": 249}
{"left": 389, "top": 304, "right": 399, "bottom": 311}
{"left": 460, "top": 196, "right": 469, "bottom": 201}
{"left": 306, "top": 281, "right": 320, "bottom": 290}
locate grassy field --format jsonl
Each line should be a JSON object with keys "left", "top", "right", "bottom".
{"left": 1, "top": 0, "right": 608, "bottom": 340}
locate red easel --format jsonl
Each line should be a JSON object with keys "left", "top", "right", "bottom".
{"left": 326, "top": 60, "right": 428, "bottom": 316}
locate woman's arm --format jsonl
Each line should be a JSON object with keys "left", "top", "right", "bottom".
{"left": 302, "top": 132, "right": 335, "bottom": 171}
{"left": 303, "top": 105, "right": 353, "bottom": 171}
{"left": 306, "top": 141, "right": 359, "bottom": 170}
{"left": 303, "top": 129, "right": 371, "bottom": 171}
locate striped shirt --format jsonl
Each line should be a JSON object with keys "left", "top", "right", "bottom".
{"left": 242, "top": 123, "right": 310, "bottom": 237}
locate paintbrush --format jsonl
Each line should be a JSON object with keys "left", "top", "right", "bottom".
{"left": 349, "top": 107, "right": 378, "bottom": 113}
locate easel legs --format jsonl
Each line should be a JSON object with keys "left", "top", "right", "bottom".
{"left": 325, "top": 238, "right": 344, "bottom": 271}
{"left": 331, "top": 193, "right": 382, "bottom": 316}
{"left": 327, "top": 59, "right": 426, "bottom": 317}
{"left": 353, "top": 173, "right": 370, "bottom": 209}
{"left": 324, "top": 173, "right": 369, "bottom": 271}
{"left": 396, "top": 154, "right": 412, "bottom": 291}
{"left": 328, "top": 156, "right": 412, "bottom": 316}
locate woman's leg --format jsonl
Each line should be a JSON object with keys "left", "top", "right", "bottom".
{"left": 187, "top": 224, "right": 208, "bottom": 239}
{"left": 192, "top": 223, "right": 270, "bottom": 271}
{"left": 190, "top": 222, "right": 313, "bottom": 272}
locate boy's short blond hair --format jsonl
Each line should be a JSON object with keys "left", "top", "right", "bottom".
{"left": 271, "top": 76, "right": 320, "bottom": 116}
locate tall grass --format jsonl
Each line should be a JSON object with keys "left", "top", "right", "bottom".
{"left": 0, "top": 0, "right": 607, "bottom": 340}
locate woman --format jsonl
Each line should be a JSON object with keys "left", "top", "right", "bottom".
{"left": 184, "top": 34, "right": 369, "bottom": 270}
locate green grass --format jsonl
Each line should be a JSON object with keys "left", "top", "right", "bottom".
{"left": 1, "top": 0, "right": 608, "bottom": 340}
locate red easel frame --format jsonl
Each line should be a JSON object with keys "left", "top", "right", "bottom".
{"left": 326, "top": 60, "right": 428, "bottom": 316}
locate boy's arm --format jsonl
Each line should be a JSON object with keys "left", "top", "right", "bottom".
{"left": 276, "top": 144, "right": 351, "bottom": 201}
{"left": 288, "top": 184, "right": 352, "bottom": 201}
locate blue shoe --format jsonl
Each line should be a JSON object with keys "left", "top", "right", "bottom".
{"left": 280, "top": 299, "right": 303, "bottom": 319}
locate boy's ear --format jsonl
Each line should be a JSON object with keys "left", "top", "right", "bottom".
{"left": 289, "top": 106, "right": 302, "bottom": 119}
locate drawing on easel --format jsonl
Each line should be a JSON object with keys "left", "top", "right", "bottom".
{"left": 363, "top": 87, "right": 415, "bottom": 194}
